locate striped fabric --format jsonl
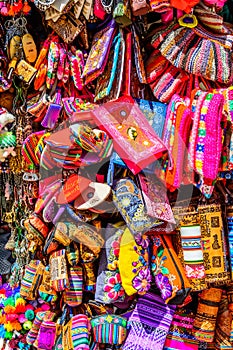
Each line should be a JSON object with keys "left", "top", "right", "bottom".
{"left": 71, "top": 314, "right": 90, "bottom": 349}
{"left": 215, "top": 292, "right": 233, "bottom": 349}
{"left": 22, "top": 130, "right": 46, "bottom": 169}
{"left": 195, "top": 5, "right": 226, "bottom": 33}
{"left": 179, "top": 212, "right": 206, "bottom": 292}
{"left": 193, "top": 288, "right": 222, "bottom": 343}
{"left": 122, "top": 292, "right": 176, "bottom": 350}
{"left": 64, "top": 266, "right": 83, "bottom": 306}
{"left": 164, "top": 309, "right": 199, "bottom": 350}
{"left": 152, "top": 22, "right": 233, "bottom": 84}
{"left": 26, "top": 311, "right": 46, "bottom": 345}
{"left": 20, "top": 260, "right": 45, "bottom": 300}
{"left": 227, "top": 215, "right": 233, "bottom": 279}
{"left": 91, "top": 314, "right": 127, "bottom": 345}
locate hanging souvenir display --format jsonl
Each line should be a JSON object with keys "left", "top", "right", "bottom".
{"left": 2, "top": 0, "right": 233, "bottom": 349}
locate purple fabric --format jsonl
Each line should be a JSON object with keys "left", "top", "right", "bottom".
{"left": 122, "top": 292, "right": 176, "bottom": 350}
{"left": 130, "top": 292, "right": 176, "bottom": 328}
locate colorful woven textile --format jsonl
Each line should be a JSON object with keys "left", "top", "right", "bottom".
{"left": 37, "top": 320, "right": 57, "bottom": 350}
{"left": 64, "top": 266, "right": 83, "bottom": 307}
{"left": 20, "top": 260, "right": 45, "bottom": 300}
{"left": 179, "top": 211, "right": 207, "bottom": 292}
{"left": 193, "top": 288, "right": 222, "bottom": 343}
{"left": 164, "top": 309, "right": 199, "bottom": 350}
{"left": 122, "top": 292, "right": 176, "bottom": 350}
{"left": 91, "top": 314, "right": 127, "bottom": 345}
{"left": 49, "top": 249, "right": 69, "bottom": 292}
{"left": 198, "top": 204, "right": 228, "bottom": 284}
{"left": 63, "top": 314, "right": 91, "bottom": 350}
{"left": 215, "top": 291, "right": 233, "bottom": 349}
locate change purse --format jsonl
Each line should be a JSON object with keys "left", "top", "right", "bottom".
{"left": 122, "top": 292, "right": 176, "bottom": 350}
{"left": 49, "top": 249, "right": 69, "bottom": 292}
{"left": 20, "top": 260, "right": 45, "bottom": 300}
{"left": 48, "top": 13, "right": 84, "bottom": 44}
{"left": 91, "top": 314, "right": 127, "bottom": 346}
{"left": 92, "top": 96, "right": 168, "bottom": 175}
{"left": 63, "top": 266, "right": 83, "bottom": 307}
{"left": 14, "top": 59, "right": 37, "bottom": 84}
{"left": 82, "top": 19, "right": 117, "bottom": 84}
{"left": 150, "top": 234, "right": 191, "bottom": 305}
{"left": 113, "top": 177, "right": 162, "bottom": 235}
{"left": 62, "top": 314, "right": 91, "bottom": 350}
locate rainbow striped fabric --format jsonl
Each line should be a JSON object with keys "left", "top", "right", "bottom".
{"left": 20, "top": 260, "right": 45, "bottom": 300}
{"left": 63, "top": 314, "right": 91, "bottom": 350}
{"left": 64, "top": 266, "right": 83, "bottom": 306}
{"left": 164, "top": 309, "right": 199, "bottom": 350}
{"left": 91, "top": 314, "right": 127, "bottom": 346}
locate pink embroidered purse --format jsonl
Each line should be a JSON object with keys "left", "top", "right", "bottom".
{"left": 92, "top": 96, "right": 168, "bottom": 174}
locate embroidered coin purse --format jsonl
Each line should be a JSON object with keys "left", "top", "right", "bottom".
{"left": 82, "top": 19, "right": 117, "bottom": 84}
{"left": 20, "top": 260, "right": 45, "bottom": 300}
{"left": 63, "top": 266, "right": 83, "bottom": 307}
{"left": 118, "top": 228, "right": 151, "bottom": 296}
{"left": 49, "top": 249, "right": 69, "bottom": 292}
{"left": 113, "top": 177, "right": 162, "bottom": 235}
{"left": 91, "top": 314, "right": 128, "bottom": 346}
{"left": 92, "top": 96, "right": 168, "bottom": 174}
{"left": 135, "top": 98, "right": 167, "bottom": 139}
{"left": 122, "top": 292, "right": 176, "bottom": 350}
{"left": 95, "top": 225, "right": 125, "bottom": 304}
{"left": 150, "top": 234, "right": 191, "bottom": 305}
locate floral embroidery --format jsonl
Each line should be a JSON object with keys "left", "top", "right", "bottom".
{"left": 131, "top": 235, "right": 151, "bottom": 295}
{"left": 111, "top": 239, "right": 120, "bottom": 257}
{"left": 151, "top": 240, "right": 173, "bottom": 301}
{"left": 107, "top": 229, "right": 122, "bottom": 271}
{"left": 104, "top": 272, "right": 125, "bottom": 301}
{"left": 132, "top": 268, "right": 152, "bottom": 294}
{"left": 135, "top": 234, "right": 150, "bottom": 249}
{"left": 103, "top": 229, "right": 126, "bottom": 303}
{"left": 155, "top": 273, "right": 172, "bottom": 300}
{"left": 185, "top": 264, "right": 205, "bottom": 279}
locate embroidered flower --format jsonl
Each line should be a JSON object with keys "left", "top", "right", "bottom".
{"left": 196, "top": 144, "right": 204, "bottom": 152}
{"left": 155, "top": 273, "right": 172, "bottom": 301}
{"left": 195, "top": 160, "right": 203, "bottom": 170}
{"left": 135, "top": 234, "right": 150, "bottom": 249}
{"left": 198, "top": 128, "right": 206, "bottom": 137}
{"left": 111, "top": 240, "right": 120, "bottom": 258}
{"left": 152, "top": 236, "right": 161, "bottom": 247}
{"left": 185, "top": 265, "right": 205, "bottom": 279}
{"left": 104, "top": 273, "right": 125, "bottom": 301}
{"left": 132, "top": 268, "right": 152, "bottom": 294}
{"left": 121, "top": 197, "right": 131, "bottom": 207}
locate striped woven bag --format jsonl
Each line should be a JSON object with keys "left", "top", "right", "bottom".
{"left": 63, "top": 314, "right": 91, "bottom": 350}
{"left": 20, "top": 260, "right": 45, "bottom": 300}
{"left": 64, "top": 266, "right": 83, "bottom": 307}
{"left": 91, "top": 314, "right": 127, "bottom": 346}
{"left": 49, "top": 249, "right": 69, "bottom": 292}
